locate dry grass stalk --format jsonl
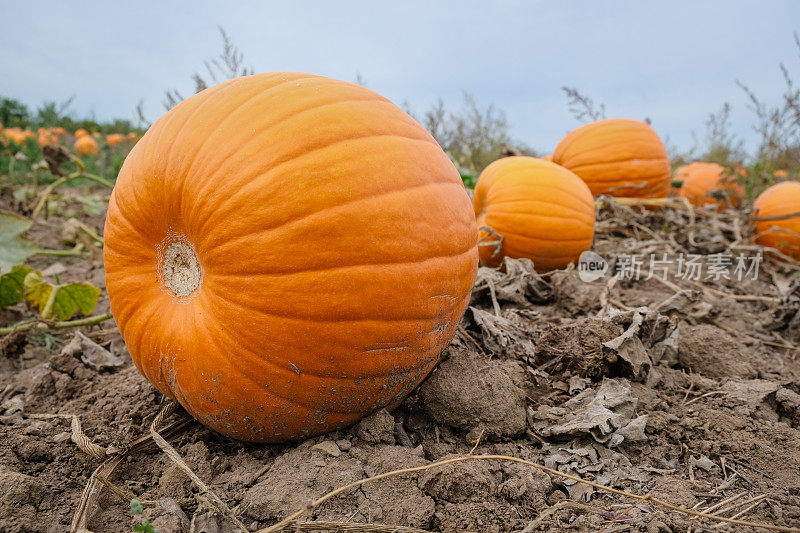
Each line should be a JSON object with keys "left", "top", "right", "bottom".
{"left": 256, "top": 454, "right": 800, "bottom": 533}
{"left": 69, "top": 409, "right": 193, "bottom": 532}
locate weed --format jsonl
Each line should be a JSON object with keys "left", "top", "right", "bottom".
{"left": 163, "top": 26, "right": 253, "bottom": 111}
{"left": 562, "top": 86, "right": 607, "bottom": 123}
{"left": 417, "top": 94, "right": 532, "bottom": 177}
{"left": 130, "top": 499, "right": 158, "bottom": 533}
{"left": 737, "top": 33, "right": 800, "bottom": 172}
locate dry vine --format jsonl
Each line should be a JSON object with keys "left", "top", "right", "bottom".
{"left": 256, "top": 454, "right": 800, "bottom": 533}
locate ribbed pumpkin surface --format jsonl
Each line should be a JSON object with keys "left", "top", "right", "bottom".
{"left": 103, "top": 72, "right": 479, "bottom": 442}
{"left": 473, "top": 156, "right": 595, "bottom": 271}
{"left": 752, "top": 181, "right": 800, "bottom": 260}
{"left": 676, "top": 162, "right": 744, "bottom": 210}
{"left": 553, "top": 118, "right": 671, "bottom": 198}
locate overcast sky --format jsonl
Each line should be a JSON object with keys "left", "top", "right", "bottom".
{"left": 2, "top": 1, "right": 799, "bottom": 155}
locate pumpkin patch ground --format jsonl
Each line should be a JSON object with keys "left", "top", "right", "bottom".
{"left": 2, "top": 191, "right": 800, "bottom": 532}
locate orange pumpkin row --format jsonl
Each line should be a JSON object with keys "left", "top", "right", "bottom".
{"left": 472, "top": 151, "right": 800, "bottom": 270}
{"left": 2, "top": 127, "right": 36, "bottom": 144}
{"left": 1, "top": 125, "right": 137, "bottom": 153}
{"left": 470, "top": 118, "right": 671, "bottom": 272}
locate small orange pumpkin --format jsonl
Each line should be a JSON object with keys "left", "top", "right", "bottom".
{"left": 733, "top": 166, "right": 749, "bottom": 178}
{"left": 74, "top": 135, "right": 99, "bottom": 156}
{"left": 774, "top": 169, "right": 789, "bottom": 179}
{"left": 106, "top": 133, "right": 126, "bottom": 146}
{"left": 553, "top": 118, "right": 671, "bottom": 198}
{"left": 103, "top": 72, "right": 478, "bottom": 443}
{"left": 474, "top": 156, "right": 595, "bottom": 271}
{"left": 751, "top": 181, "right": 800, "bottom": 260}
{"left": 37, "top": 130, "right": 58, "bottom": 147}
{"left": 676, "top": 162, "right": 744, "bottom": 211}
{"left": 74, "top": 128, "right": 89, "bottom": 138}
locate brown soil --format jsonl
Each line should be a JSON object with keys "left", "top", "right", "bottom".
{"left": 2, "top": 197, "right": 800, "bottom": 532}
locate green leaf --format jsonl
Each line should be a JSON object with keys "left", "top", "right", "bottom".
{"left": 23, "top": 271, "right": 101, "bottom": 320}
{"left": 53, "top": 282, "right": 100, "bottom": 321}
{"left": 0, "top": 212, "right": 39, "bottom": 274}
{"left": 24, "top": 271, "right": 52, "bottom": 315}
{"left": 0, "top": 265, "right": 33, "bottom": 307}
{"left": 133, "top": 522, "right": 158, "bottom": 533}
{"left": 130, "top": 499, "right": 144, "bottom": 516}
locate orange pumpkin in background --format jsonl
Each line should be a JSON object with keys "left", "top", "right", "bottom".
{"left": 106, "top": 133, "right": 126, "bottom": 146}
{"left": 751, "top": 181, "right": 800, "bottom": 260}
{"left": 4, "top": 127, "right": 29, "bottom": 145}
{"left": 74, "top": 128, "right": 89, "bottom": 138}
{"left": 103, "top": 72, "right": 479, "bottom": 443}
{"left": 474, "top": 156, "right": 595, "bottom": 271}
{"left": 553, "top": 118, "right": 671, "bottom": 198}
{"left": 74, "top": 135, "right": 99, "bottom": 156}
{"left": 676, "top": 162, "right": 744, "bottom": 210}
{"left": 733, "top": 166, "right": 748, "bottom": 177}
{"left": 774, "top": 169, "right": 789, "bottom": 179}
{"left": 50, "top": 127, "right": 66, "bottom": 137}
{"left": 37, "top": 129, "right": 58, "bottom": 147}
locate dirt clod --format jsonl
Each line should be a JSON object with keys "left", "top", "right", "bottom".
{"left": 418, "top": 347, "right": 527, "bottom": 438}
{"left": 356, "top": 409, "right": 395, "bottom": 444}
{"left": 678, "top": 323, "right": 757, "bottom": 378}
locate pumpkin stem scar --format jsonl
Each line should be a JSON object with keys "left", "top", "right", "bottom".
{"left": 158, "top": 239, "right": 202, "bottom": 298}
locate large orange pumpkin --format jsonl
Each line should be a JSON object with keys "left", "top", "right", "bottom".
{"left": 74, "top": 135, "right": 99, "bottom": 156}
{"left": 103, "top": 72, "right": 478, "bottom": 443}
{"left": 751, "top": 181, "right": 800, "bottom": 260}
{"left": 552, "top": 118, "right": 671, "bottom": 198}
{"left": 474, "top": 156, "right": 595, "bottom": 271}
{"left": 676, "top": 162, "right": 744, "bottom": 210}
